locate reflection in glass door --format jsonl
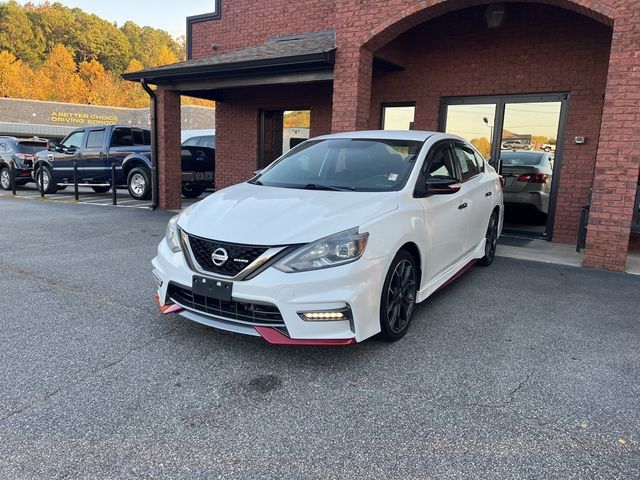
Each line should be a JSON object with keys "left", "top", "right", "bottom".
{"left": 500, "top": 102, "right": 562, "bottom": 236}
{"left": 442, "top": 94, "right": 567, "bottom": 239}
{"left": 442, "top": 104, "right": 496, "bottom": 161}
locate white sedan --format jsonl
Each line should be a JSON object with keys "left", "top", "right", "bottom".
{"left": 153, "top": 131, "right": 503, "bottom": 345}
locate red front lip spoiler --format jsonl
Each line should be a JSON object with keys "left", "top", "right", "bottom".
{"left": 155, "top": 294, "right": 184, "bottom": 314}
{"left": 155, "top": 295, "right": 356, "bottom": 345}
{"left": 255, "top": 327, "right": 356, "bottom": 346}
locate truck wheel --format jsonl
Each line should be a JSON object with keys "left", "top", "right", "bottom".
{"left": 35, "top": 166, "right": 58, "bottom": 194}
{"left": 182, "top": 184, "right": 206, "bottom": 199}
{"left": 127, "top": 167, "right": 150, "bottom": 200}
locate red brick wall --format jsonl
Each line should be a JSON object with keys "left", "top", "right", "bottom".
{"left": 368, "top": 5, "right": 612, "bottom": 244}
{"left": 156, "top": 88, "right": 182, "bottom": 210}
{"left": 190, "top": 1, "right": 335, "bottom": 59}
{"left": 215, "top": 83, "right": 332, "bottom": 190}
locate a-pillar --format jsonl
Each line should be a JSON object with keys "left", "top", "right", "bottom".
{"left": 331, "top": 46, "right": 374, "bottom": 132}
{"left": 156, "top": 88, "right": 182, "bottom": 210}
{"left": 583, "top": 8, "right": 640, "bottom": 271}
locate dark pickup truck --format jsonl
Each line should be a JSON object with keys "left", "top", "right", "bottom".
{"left": 33, "top": 125, "right": 215, "bottom": 200}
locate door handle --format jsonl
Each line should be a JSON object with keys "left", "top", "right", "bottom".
{"left": 485, "top": 191, "right": 492, "bottom": 197}
{"left": 458, "top": 202, "right": 468, "bottom": 210}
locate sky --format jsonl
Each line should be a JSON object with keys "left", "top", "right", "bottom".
{"left": 14, "top": 0, "right": 215, "bottom": 38}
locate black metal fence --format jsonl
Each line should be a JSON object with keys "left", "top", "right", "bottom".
{"left": 8, "top": 162, "right": 118, "bottom": 205}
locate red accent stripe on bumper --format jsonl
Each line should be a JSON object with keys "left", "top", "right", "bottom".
{"left": 155, "top": 294, "right": 184, "bottom": 314}
{"left": 255, "top": 327, "right": 356, "bottom": 346}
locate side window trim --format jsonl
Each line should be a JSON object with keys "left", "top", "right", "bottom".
{"left": 452, "top": 141, "right": 482, "bottom": 183}
{"left": 85, "top": 128, "right": 106, "bottom": 149}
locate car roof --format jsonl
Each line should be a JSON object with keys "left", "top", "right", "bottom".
{"left": 312, "top": 130, "right": 464, "bottom": 143}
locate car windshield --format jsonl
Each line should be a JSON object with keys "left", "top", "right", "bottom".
{"left": 252, "top": 138, "right": 423, "bottom": 192}
{"left": 501, "top": 152, "right": 544, "bottom": 166}
{"left": 17, "top": 141, "right": 48, "bottom": 154}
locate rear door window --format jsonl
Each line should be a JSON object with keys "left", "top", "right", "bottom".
{"left": 132, "top": 128, "right": 151, "bottom": 146}
{"left": 86, "top": 129, "right": 106, "bottom": 149}
{"left": 111, "top": 128, "right": 133, "bottom": 147}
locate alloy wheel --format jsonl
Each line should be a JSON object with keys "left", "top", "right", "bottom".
{"left": 0, "top": 169, "right": 10, "bottom": 189}
{"left": 130, "top": 173, "right": 146, "bottom": 196}
{"left": 485, "top": 214, "right": 498, "bottom": 263}
{"left": 386, "top": 259, "right": 417, "bottom": 334}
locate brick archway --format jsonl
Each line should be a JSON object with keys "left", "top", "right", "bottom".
{"left": 361, "top": 0, "right": 614, "bottom": 52}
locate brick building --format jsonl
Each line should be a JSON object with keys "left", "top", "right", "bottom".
{"left": 123, "top": 0, "right": 640, "bottom": 272}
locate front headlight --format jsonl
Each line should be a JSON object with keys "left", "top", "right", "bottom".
{"left": 274, "top": 228, "right": 369, "bottom": 273}
{"left": 165, "top": 214, "right": 182, "bottom": 252}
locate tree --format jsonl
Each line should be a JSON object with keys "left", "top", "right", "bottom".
{"left": 0, "top": 50, "right": 26, "bottom": 97}
{"left": 0, "top": 1, "right": 46, "bottom": 64}
{"left": 470, "top": 137, "right": 491, "bottom": 158}
{"left": 39, "top": 43, "right": 86, "bottom": 103}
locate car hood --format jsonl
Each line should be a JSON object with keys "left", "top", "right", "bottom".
{"left": 178, "top": 183, "right": 398, "bottom": 245}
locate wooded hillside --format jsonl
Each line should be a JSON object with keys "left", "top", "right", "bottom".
{"left": 0, "top": 1, "right": 211, "bottom": 107}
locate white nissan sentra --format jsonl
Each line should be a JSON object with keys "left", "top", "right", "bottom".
{"left": 153, "top": 131, "right": 503, "bottom": 345}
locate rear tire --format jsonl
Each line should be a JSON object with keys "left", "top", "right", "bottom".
{"left": 182, "top": 184, "right": 206, "bottom": 199}
{"left": 35, "top": 166, "right": 58, "bottom": 194}
{"left": 479, "top": 212, "right": 499, "bottom": 266}
{"left": 378, "top": 250, "right": 418, "bottom": 342}
{"left": 127, "top": 167, "right": 151, "bottom": 200}
{"left": 91, "top": 186, "right": 111, "bottom": 193}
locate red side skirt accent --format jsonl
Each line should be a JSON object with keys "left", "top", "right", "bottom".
{"left": 155, "top": 294, "right": 184, "bottom": 314}
{"left": 255, "top": 326, "right": 357, "bottom": 346}
{"left": 435, "top": 259, "right": 477, "bottom": 293}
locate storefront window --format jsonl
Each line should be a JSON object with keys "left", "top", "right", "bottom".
{"left": 382, "top": 104, "right": 415, "bottom": 130}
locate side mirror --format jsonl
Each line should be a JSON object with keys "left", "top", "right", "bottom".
{"left": 425, "top": 177, "right": 462, "bottom": 195}
{"left": 47, "top": 142, "right": 57, "bottom": 152}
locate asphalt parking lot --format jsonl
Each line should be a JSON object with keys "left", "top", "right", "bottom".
{"left": 1, "top": 197, "right": 639, "bottom": 479}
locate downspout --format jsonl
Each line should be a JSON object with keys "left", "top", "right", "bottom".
{"left": 140, "top": 79, "right": 159, "bottom": 210}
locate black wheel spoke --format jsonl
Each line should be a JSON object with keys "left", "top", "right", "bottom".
{"left": 384, "top": 258, "right": 417, "bottom": 335}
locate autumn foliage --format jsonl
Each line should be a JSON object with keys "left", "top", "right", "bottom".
{"left": 0, "top": 1, "right": 212, "bottom": 107}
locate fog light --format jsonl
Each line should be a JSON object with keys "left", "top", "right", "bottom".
{"left": 299, "top": 307, "right": 352, "bottom": 322}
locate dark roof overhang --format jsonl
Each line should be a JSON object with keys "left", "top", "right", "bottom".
{"left": 122, "top": 30, "right": 336, "bottom": 87}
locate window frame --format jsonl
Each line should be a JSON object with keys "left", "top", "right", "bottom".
{"left": 85, "top": 128, "right": 106, "bottom": 150}
{"left": 380, "top": 102, "right": 416, "bottom": 131}
{"left": 60, "top": 130, "right": 86, "bottom": 150}
{"left": 451, "top": 141, "right": 483, "bottom": 183}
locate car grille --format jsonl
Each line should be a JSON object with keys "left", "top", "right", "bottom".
{"left": 187, "top": 234, "right": 269, "bottom": 277}
{"left": 167, "top": 283, "right": 285, "bottom": 327}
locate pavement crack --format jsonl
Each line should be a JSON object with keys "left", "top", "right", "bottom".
{"left": 0, "top": 326, "right": 178, "bottom": 423}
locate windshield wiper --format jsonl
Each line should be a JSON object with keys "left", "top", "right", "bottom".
{"left": 303, "top": 183, "right": 354, "bottom": 192}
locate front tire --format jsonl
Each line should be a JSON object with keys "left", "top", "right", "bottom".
{"left": 379, "top": 251, "right": 418, "bottom": 342}
{"left": 479, "top": 212, "right": 499, "bottom": 266}
{"left": 0, "top": 166, "right": 12, "bottom": 190}
{"left": 35, "top": 166, "right": 58, "bottom": 194}
{"left": 127, "top": 167, "right": 151, "bottom": 200}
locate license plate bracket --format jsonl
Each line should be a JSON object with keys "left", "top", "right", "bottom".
{"left": 192, "top": 276, "right": 232, "bottom": 301}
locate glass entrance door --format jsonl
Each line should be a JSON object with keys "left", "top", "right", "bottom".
{"left": 442, "top": 94, "right": 567, "bottom": 239}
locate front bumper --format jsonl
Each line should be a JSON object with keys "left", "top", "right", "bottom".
{"left": 152, "top": 239, "right": 389, "bottom": 344}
